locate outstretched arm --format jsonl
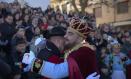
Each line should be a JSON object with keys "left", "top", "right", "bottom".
{"left": 39, "top": 61, "right": 69, "bottom": 78}
{"left": 23, "top": 56, "right": 100, "bottom": 79}
{"left": 31, "top": 59, "right": 100, "bottom": 79}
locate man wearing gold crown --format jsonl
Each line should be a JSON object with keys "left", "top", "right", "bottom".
{"left": 24, "top": 17, "right": 99, "bottom": 79}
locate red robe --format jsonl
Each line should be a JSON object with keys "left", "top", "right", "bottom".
{"left": 67, "top": 46, "right": 99, "bottom": 79}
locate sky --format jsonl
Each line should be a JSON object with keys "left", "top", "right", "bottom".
{"left": 0, "top": 0, "right": 50, "bottom": 11}
{"left": 26, "top": 0, "right": 50, "bottom": 11}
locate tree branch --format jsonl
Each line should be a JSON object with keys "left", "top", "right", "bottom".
{"left": 71, "top": 0, "right": 79, "bottom": 12}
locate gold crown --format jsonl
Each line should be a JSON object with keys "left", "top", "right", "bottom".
{"left": 112, "top": 43, "right": 121, "bottom": 48}
{"left": 69, "top": 17, "right": 93, "bottom": 38}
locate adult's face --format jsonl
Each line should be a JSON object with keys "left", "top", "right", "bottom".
{"left": 103, "top": 26, "right": 109, "bottom": 33}
{"left": 64, "top": 28, "right": 80, "bottom": 49}
{"left": 50, "top": 36, "right": 65, "bottom": 51}
{"left": 24, "top": 15, "right": 29, "bottom": 22}
{"left": 116, "top": 27, "right": 121, "bottom": 33}
{"left": 5, "top": 15, "right": 13, "bottom": 24}
{"left": 0, "top": 18, "right": 4, "bottom": 24}
{"left": 15, "top": 13, "right": 20, "bottom": 20}
{"left": 32, "top": 18, "right": 38, "bottom": 26}
{"left": 95, "top": 32, "right": 102, "bottom": 39}
{"left": 17, "top": 28, "right": 25, "bottom": 36}
{"left": 89, "top": 31, "right": 95, "bottom": 38}
{"left": 42, "top": 17, "right": 47, "bottom": 23}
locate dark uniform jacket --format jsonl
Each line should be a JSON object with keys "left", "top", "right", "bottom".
{"left": 37, "top": 40, "right": 63, "bottom": 63}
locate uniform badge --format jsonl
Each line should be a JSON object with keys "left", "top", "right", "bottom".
{"left": 31, "top": 58, "right": 43, "bottom": 73}
{"left": 34, "top": 59, "right": 41, "bottom": 68}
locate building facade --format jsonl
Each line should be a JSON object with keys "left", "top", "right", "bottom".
{"left": 87, "top": 0, "right": 131, "bottom": 29}
{"left": 51, "top": 0, "right": 131, "bottom": 29}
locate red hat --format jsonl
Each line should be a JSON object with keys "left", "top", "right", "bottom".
{"left": 69, "top": 17, "right": 93, "bottom": 38}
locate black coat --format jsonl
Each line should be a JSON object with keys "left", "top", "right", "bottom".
{"left": 11, "top": 50, "right": 24, "bottom": 73}
{"left": 37, "top": 40, "right": 61, "bottom": 61}
{"left": 0, "top": 58, "right": 12, "bottom": 79}
{"left": 0, "top": 22, "right": 15, "bottom": 42}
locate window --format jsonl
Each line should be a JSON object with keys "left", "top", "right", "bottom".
{"left": 117, "top": 1, "right": 128, "bottom": 14}
{"left": 94, "top": 7, "right": 102, "bottom": 18}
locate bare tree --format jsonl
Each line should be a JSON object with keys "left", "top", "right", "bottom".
{"left": 71, "top": 0, "right": 89, "bottom": 13}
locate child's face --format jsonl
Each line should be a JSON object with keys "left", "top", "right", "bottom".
{"left": 107, "top": 44, "right": 111, "bottom": 50}
{"left": 35, "top": 27, "right": 40, "bottom": 35}
{"left": 42, "top": 17, "right": 47, "bottom": 23}
{"left": 101, "top": 48, "right": 106, "bottom": 53}
{"left": 125, "top": 32, "right": 130, "bottom": 37}
{"left": 112, "top": 47, "right": 120, "bottom": 54}
{"left": 16, "top": 43, "right": 26, "bottom": 53}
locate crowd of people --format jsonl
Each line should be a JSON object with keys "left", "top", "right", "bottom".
{"left": 0, "top": 1, "right": 131, "bottom": 79}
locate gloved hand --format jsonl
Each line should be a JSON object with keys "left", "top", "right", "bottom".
{"left": 86, "top": 72, "right": 100, "bottom": 79}
{"left": 22, "top": 51, "right": 36, "bottom": 72}
{"left": 22, "top": 51, "right": 35, "bottom": 65}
